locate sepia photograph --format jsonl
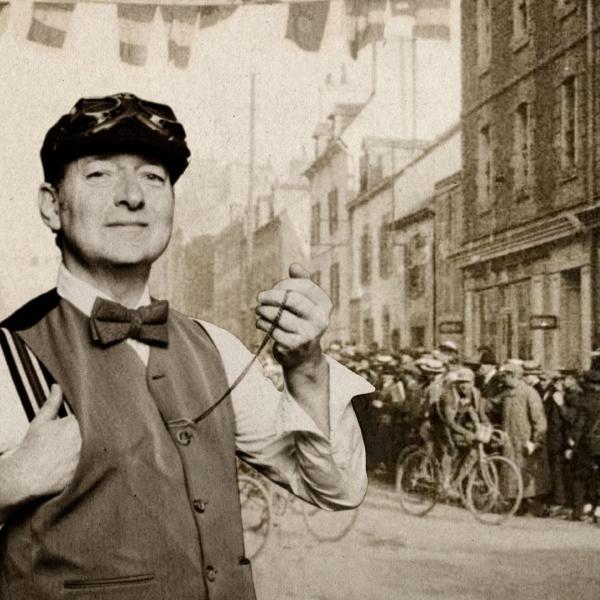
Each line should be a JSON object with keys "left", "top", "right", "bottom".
{"left": 0, "top": 1, "right": 599, "bottom": 599}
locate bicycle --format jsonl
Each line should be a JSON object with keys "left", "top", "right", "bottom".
{"left": 395, "top": 427, "right": 524, "bottom": 525}
{"left": 271, "top": 484, "right": 359, "bottom": 542}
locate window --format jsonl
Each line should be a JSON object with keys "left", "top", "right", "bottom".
{"left": 477, "top": 123, "right": 493, "bottom": 209}
{"left": 514, "top": 102, "right": 530, "bottom": 193}
{"left": 311, "top": 203, "right": 320, "bottom": 246}
{"left": 330, "top": 262, "right": 340, "bottom": 307}
{"left": 477, "top": 0, "right": 492, "bottom": 69}
{"left": 378, "top": 213, "right": 392, "bottom": 279}
{"left": 407, "top": 232, "right": 427, "bottom": 299}
{"left": 360, "top": 225, "right": 372, "bottom": 286}
{"left": 363, "top": 317, "right": 374, "bottom": 347}
{"left": 513, "top": 0, "right": 529, "bottom": 40}
{"left": 328, "top": 188, "right": 339, "bottom": 235}
{"left": 382, "top": 307, "right": 391, "bottom": 350}
{"left": 561, "top": 75, "right": 577, "bottom": 170}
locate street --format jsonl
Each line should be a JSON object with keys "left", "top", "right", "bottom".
{"left": 252, "top": 483, "right": 600, "bottom": 600}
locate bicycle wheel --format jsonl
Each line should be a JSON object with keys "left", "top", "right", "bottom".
{"left": 396, "top": 449, "right": 439, "bottom": 517}
{"left": 238, "top": 475, "right": 272, "bottom": 558}
{"left": 302, "top": 502, "right": 359, "bottom": 542}
{"left": 466, "top": 455, "right": 523, "bottom": 525}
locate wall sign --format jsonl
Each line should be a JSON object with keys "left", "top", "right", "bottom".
{"left": 439, "top": 321, "right": 464, "bottom": 334}
{"left": 529, "top": 315, "right": 558, "bottom": 330}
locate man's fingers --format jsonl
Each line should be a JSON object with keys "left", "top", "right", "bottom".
{"left": 33, "top": 384, "right": 64, "bottom": 423}
{"left": 257, "top": 290, "right": 316, "bottom": 319}
{"left": 289, "top": 263, "right": 311, "bottom": 279}
{"left": 255, "top": 305, "right": 304, "bottom": 334}
{"left": 270, "top": 278, "right": 331, "bottom": 308}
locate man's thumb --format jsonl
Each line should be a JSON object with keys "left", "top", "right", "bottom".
{"left": 289, "top": 263, "right": 311, "bottom": 279}
{"left": 34, "top": 384, "right": 64, "bottom": 422}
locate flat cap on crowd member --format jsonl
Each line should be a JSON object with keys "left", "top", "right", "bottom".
{"left": 414, "top": 356, "right": 445, "bottom": 374}
{"left": 500, "top": 362, "right": 524, "bottom": 378}
{"left": 40, "top": 92, "right": 191, "bottom": 184}
{"left": 453, "top": 367, "right": 475, "bottom": 384}
{"left": 522, "top": 360, "right": 542, "bottom": 375}
{"left": 439, "top": 340, "right": 459, "bottom": 354}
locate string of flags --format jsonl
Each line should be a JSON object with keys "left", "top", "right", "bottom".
{"left": 0, "top": 1, "right": 450, "bottom": 69}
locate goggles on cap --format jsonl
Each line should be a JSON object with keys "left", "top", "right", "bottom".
{"left": 41, "top": 92, "right": 191, "bottom": 184}
{"left": 63, "top": 94, "right": 185, "bottom": 141}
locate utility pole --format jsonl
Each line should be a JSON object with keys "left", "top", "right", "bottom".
{"left": 246, "top": 72, "right": 256, "bottom": 345}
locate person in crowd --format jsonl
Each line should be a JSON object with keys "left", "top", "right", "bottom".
{"left": 438, "top": 340, "right": 460, "bottom": 368}
{"left": 522, "top": 360, "right": 543, "bottom": 392}
{"left": 539, "top": 371, "right": 571, "bottom": 515}
{"left": 568, "top": 369, "right": 600, "bottom": 521}
{"left": 498, "top": 363, "right": 550, "bottom": 515}
{"left": 435, "top": 367, "right": 490, "bottom": 490}
{"left": 477, "top": 351, "right": 505, "bottom": 426}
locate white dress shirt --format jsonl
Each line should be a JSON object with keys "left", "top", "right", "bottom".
{"left": 2, "top": 265, "right": 371, "bottom": 509}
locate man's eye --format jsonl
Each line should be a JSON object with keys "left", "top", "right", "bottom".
{"left": 143, "top": 172, "right": 166, "bottom": 183}
{"left": 85, "top": 170, "right": 113, "bottom": 180}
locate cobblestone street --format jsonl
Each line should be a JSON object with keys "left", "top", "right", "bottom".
{"left": 253, "top": 483, "right": 600, "bottom": 600}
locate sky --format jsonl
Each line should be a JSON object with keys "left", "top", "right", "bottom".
{"left": 0, "top": 0, "right": 460, "bottom": 315}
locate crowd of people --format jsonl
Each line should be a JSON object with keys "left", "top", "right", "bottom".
{"left": 314, "top": 340, "right": 600, "bottom": 524}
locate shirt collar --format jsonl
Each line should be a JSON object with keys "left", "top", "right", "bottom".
{"left": 56, "top": 263, "right": 152, "bottom": 318}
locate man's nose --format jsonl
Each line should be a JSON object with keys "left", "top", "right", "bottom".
{"left": 115, "top": 171, "right": 145, "bottom": 209}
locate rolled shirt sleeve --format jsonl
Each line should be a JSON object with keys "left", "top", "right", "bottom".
{"left": 201, "top": 322, "right": 373, "bottom": 510}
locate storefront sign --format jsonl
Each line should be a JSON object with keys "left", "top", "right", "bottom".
{"left": 439, "top": 321, "right": 464, "bottom": 334}
{"left": 529, "top": 315, "right": 558, "bottom": 330}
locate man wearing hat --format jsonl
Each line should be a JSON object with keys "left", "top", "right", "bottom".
{"left": 498, "top": 362, "right": 550, "bottom": 511}
{"left": 0, "top": 93, "right": 371, "bottom": 599}
{"left": 569, "top": 370, "right": 600, "bottom": 520}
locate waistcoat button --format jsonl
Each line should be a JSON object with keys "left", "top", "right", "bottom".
{"left": 176, "top": 429, "right": 193, "bottom": 445}
{"left": 206, "top": 566, "right": 218, "bottom": 582}
{"left": 193, "top": 499, "right": 207, "bottom": 513}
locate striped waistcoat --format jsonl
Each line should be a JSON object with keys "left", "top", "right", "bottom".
{"left": 0, "top": 290, "right": 256, "bottom": 600}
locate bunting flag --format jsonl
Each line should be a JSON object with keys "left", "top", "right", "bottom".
{"left": 413, "top": 0, "right": 450, "bottom": 40}
{"left": 390, "top": 0, "right": 415, "bottom": 16}
{"left": 199, "top": 6, "right": 237, "bottom": 29}
{"left": 285, "top": 1, "right": 330, "bottom": 52}
{"left": 160, "top": 6, "right": 200, "bottom": 69}
{"left": 345, "top": 0, "right": 386, "bottom": 60}
{"left": 27, "top": 2, "right": 76, "bottom": 49}
{"left": 117, "top": 3, "right": 157, "bottom": 66}
{"left": 0, "top": 2, "right": 9, "bottom": 36}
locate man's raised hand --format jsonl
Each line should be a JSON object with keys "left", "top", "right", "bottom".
{"left": 255, "top": 263, "right": 333, "bottom": 370}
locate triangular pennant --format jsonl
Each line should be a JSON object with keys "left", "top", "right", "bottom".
{"left": 27, "top": 2, "right": 76, "bottom": 49}
{"left": 0, "top": 2, "right": 10, "bottom": 36}
{"left": 345, "top": 0, "right": 386, "bottom": 60}
{"left": 161, "top": 5, "right": 200, "bottom": 69}
{"left": 117, "top": 3, "right": 157, "bottom": 66}
{"left": 390, "top": 0, "right": 416, "bottom": 17}
{"left": 199, "top": 6, "right": 237, "bottom": 29}
{"left": 285, "top": 1, "right": 330, "bottom": 53}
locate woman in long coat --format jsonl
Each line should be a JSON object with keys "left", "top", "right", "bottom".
{"left": 499, "top": 364, "right": 551, "bottom": 499}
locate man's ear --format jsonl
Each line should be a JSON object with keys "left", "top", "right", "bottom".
{"left": 38, "top": 183, "right": 62, "bottom": 233}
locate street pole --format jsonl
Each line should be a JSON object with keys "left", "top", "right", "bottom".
{"left": 411, "top": 34, "right": 417, "bottom": 141}
{"left": 246, "top": 72, "right": 256, "bottom": 345}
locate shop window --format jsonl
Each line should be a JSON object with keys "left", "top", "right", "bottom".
{"left": 382, "top": 307, "right": 391, "bottom": 350}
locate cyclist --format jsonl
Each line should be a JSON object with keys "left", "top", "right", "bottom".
{"left": 433, "top": 367, "right": 491, "bottom": 490}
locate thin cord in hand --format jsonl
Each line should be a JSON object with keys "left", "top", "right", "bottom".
{"left": 167, "top": 290, "right": 290, "bottom": 428}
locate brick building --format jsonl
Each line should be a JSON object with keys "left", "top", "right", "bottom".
{"left": 458, "top": 0, "right": 600, "bottom": 369}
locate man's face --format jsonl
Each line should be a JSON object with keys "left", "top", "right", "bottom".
{"left": 43, "top": 153, "right": 174, "bottom": 272}
{"left": 456, "top": 381, "right": 472, "bottom": 395}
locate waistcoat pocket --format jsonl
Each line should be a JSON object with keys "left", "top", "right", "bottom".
{"left": 63, "top": 573, "right": 160, "bottom": 599}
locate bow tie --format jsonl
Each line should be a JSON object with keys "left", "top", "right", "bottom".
{"left": 90, "top": 297, "right": 169, "bottom": 346}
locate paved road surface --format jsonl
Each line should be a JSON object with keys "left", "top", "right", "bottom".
{"left": 251, "top": 482, "right": 600, "bottom": 600}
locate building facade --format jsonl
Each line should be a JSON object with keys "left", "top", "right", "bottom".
{"left": 459, "top": 0, "right": 600, "bottom": 369}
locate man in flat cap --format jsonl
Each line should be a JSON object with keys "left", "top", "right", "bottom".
{"left": 0, "top": 93, "right": 371, "bottom": 599}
